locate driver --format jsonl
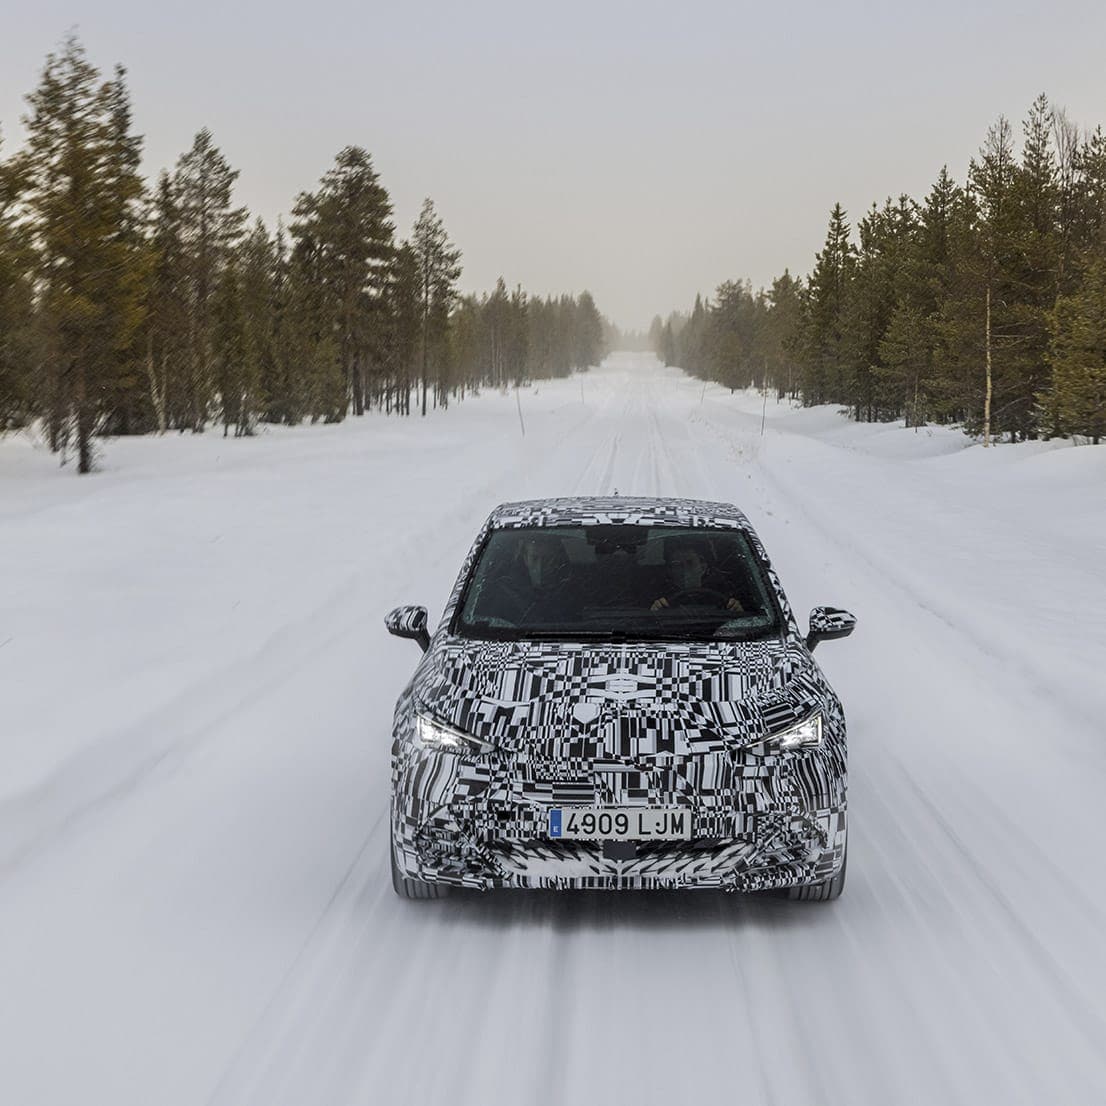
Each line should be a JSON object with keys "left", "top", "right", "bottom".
{"left": 650, "top": 538, "right": 744, "bottom": 612}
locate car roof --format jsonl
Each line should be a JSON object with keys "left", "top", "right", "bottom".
{"left": 487, "top": 496, "right": 754, "bottom": 531}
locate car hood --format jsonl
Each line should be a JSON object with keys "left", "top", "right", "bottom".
{"left": 415, "top": 635, "right": 826, "bottom": 757}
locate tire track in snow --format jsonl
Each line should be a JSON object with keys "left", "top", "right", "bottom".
{"left": 205, "top": 387, "right": 621, "bottom": 1105}
{"left": 203, "top": 812, "right": 386, "bottom": 1106}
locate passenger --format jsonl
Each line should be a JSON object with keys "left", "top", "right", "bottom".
{"left": 518, "top": 535, "right": 569, "bottom": 590}
{"left": 505, "top": 534, "right": 577, "bottom": 622}
{"left": 650, "top": 537, "right": 745, "bottom": 612}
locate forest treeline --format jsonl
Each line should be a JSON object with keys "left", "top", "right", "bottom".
{"left": 0, "top": 36, "right": 606, "bottom": 471}
{"left": 653, "top": 95, "right": 1106, "bottom": 445}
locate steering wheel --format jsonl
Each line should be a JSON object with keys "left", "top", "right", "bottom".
{"left": 666, "top": 587, "right": 730, "bottom": 608}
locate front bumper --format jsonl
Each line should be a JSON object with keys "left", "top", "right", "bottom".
{"left": 391, "top": 783, "right": 844, "bottom": 893}
{"left": 395, "top": 803, "right": 846, "bottom": 891}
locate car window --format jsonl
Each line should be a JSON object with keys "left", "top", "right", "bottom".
{"left": 455, "top": 525, "right": 781, "bottom": 642}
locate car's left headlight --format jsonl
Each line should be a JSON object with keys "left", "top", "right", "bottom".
{"left": 771, "top": 711, "right": 823, "bottom": 751}
{"left": 413, "top": 709, "right": 495, "bottom": 755}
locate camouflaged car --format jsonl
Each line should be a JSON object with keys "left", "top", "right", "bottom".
{"left": 385, "top": 497, "right": 856, "bottom": 900}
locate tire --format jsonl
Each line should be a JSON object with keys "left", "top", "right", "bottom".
{"left": 390, "top": 831, "right": 451, "bottom": 900}
{"left": 781, "top": 836, "right": 847, "bottom": 902}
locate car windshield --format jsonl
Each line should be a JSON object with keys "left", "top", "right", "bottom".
{"left": 455, "top": 524, "right": 782, "bottom": 642}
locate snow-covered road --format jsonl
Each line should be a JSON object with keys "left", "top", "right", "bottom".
{"left": 2, "top": 353, "right": 1105, "bottom": 1105}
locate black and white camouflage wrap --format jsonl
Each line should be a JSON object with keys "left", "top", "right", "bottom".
{"left": 388, "top": 497, "right": 849, "bottom": 892}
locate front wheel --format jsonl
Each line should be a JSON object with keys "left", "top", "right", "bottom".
{"left": 390, "top": 830, "right": 450, "bottom": 899}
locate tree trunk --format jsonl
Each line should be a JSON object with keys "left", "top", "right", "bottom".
{"left": 420, "top": 326, "right": 429, "bottom": 418}
{"left": 984, "top": 285, "right": 993, "bottom": 448}
{"left": 75, "top": 358, "right": 92, "bottom": 474}
{"left": 147, "top": 333, "right": 167, "bottom": 433}
{"left": 351, "top": 353, "right": 364, "bottom": 416}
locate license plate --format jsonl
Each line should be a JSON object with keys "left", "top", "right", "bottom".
{"left": 548, "top": 808, "right": 691, "bottom": 841}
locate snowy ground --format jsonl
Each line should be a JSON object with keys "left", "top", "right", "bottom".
{"left": 2, "top": 352, "right": 1105, "bottom": 1105}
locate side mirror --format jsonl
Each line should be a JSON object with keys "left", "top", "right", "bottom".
{"left": 806, "top": 607, "right": 856, "bottom": 652}
{"left": 385, "top": 605, "right": 430, "bottom": 652}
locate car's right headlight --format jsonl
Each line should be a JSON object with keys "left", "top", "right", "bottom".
{"left": 413, "top": 709, "right": 495, "bottom": 755}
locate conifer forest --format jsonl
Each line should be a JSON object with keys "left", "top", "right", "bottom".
{"left": 2, "top": 37, "right": 1105, "bottom": 472}
{"left": 0, "top": 36, "right": 606, "bottom": 471}
{"left": 653, "top": 95, "right": 1106, "bottom": 446}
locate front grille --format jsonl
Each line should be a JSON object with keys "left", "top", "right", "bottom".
{"left": 514, "top": 778, "right": 594, "bottom": 805}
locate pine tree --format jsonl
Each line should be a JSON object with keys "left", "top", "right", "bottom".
{"left": 145, "top": 172, "right": 188, "bottom": 432}
{"left": 292, "top": 147, "right": 394, "bottom": 418}
{"left": 0, "top": 134, "right": 35, "bottom": 429}
{"left": 1007, "top": 94, "right": 1060, "bottom": 438}
{"left": 1046, "top": 255, "right": 1106, "bottom": 442}
{"left": 681, "top": 294, "right": 707, "bottom": 374}
{"left": 526, "top": 296, "right": 555, "bottom": 378}
{"left": 236, "top": 218, "right": 277, "bottom": 432}
{"left": 284, "top": 227, "right": 344, "bottom": 423}
{"left": 483, "top": 278, "right": 511, "bottom": 387}
{"left": 709, "top": 280, "right": 757, "bottom": 390}
{"left": 411, "top": 197, "right": 461, "bottom": 414}
{"left": 173, "top": 128, "right": 246, "bottom": 431}
{"left": 843, "top": 197, "right": 919, "bottom": 420}
{"left": 211, "top": 258, "right": 246, "bottom": 436}
{"left": 264, "top": 224, "right": 304, "bottom": 425}
{"left": 889, "top": 166, "right": 964, "bottom": 426}
{"left": 801, "top": 203, "right": 855, "bottom": 406}
{"left": 966, "top": 116, "right": 1020, "bottom": 445}
{"left": 574, "top": 290, "right": 604, "bottom": 368}
{"left": 764, "top": 270, "right": 802, "bottom": 398}
{"left": 449, "top": 295, "right": 483, "bottom": 392}
{"left": 1074, "top": 128, "right": 1106, "bottom": 256}
{"left": 20, "top": 35, "right": 147, "bottom": 471}
{"left": 96, "top": 65, "right": 149, "bottom": 436}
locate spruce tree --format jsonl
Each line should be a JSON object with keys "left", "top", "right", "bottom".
{"left": 801, "top": 203, "right": 855, "bottom": 406}
{"left": 384, "top": 242, "right": 421, "bottom": 413}
{"left": 145, "top": 171, "right": 188, "bottom": 432}
{"left": 20, "top": 35, "right": 147, "bottom": 471}
{"left": 0, "top": 135, "right": 35, "bottom": 429}
{"left": 236, "top": 218, "right": 277, "bottom": 432}
{"left": 411, "top": 197, "right": 461, "bottom": 414}
{"left": 574, "top": 291, "right": 604, "bottom": 369}
{"left": 1008, "top": 94, "right": 1060, "bottom": 438}
{"left": 211, "top": 258, "right": 246, "bottom": 437}
{"left": 264, "top": 224, "right": 304, "bottom": 425}
{"left": 843, "top": 197, "right": 919, "bottom": 420}
{"left": 1046, "top": 255, "right": 1106, "bottom": 442}
{"left": 173, "top": 128, "right": 246, "bottom": 431}
{"left": 292, "top": 147, "right": 394, "bottom": 417}
{"left": 765, "top": 271, "right": 802, "bottom": 398}
{"left": 966, "top": 116, "right": 1019, "bottom": 444}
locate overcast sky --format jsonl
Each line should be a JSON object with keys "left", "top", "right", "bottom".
{"left": 2, "top": 0, "right": 1105, "bottom": 330}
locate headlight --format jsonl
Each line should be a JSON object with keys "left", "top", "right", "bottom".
{"left": 771, "top": 712, "right": 823, "bottom": 751}
{"left": 413, "top": 709, "right": 495, "bottom": 754}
